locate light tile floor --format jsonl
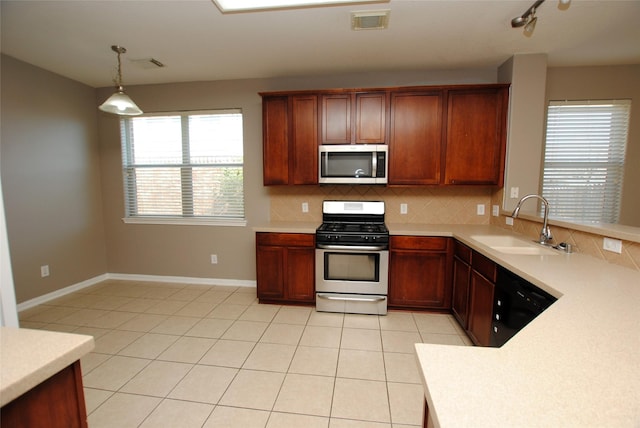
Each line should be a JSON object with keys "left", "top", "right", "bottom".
{"left": 19, "top": 280, "right": 472, "bottom": 428}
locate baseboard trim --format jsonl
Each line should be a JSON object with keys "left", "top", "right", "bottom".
{"left": 105, "top": 273, "right": 256, "bottom": 288}
{"left": 17, "top": 273, "right": 109, "bottom": 312}
{"left": 17, "top": 273, "right": 256, "bottom": 312}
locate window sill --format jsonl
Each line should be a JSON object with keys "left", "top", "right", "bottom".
{"left": 122, "top": 217, "right": 247, "bottom": 227}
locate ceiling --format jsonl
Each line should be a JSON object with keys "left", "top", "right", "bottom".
{"left": 1, "top": 0, "right": 639, "bottom": 89}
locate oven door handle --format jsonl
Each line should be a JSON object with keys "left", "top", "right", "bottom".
{"left": 316, "top": 244, "right": 388, "bottom": 251}
{"left": 317, "top": 294, "right": 386, "bottom": 303}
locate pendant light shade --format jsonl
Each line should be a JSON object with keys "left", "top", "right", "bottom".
{"left": 99, "top": 46, "right": 143, "bottom": 116}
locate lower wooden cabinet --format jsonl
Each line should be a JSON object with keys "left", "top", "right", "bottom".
{"left": 1, "top": 361, "right": 88, "bottom": 428}
{"left": 388, "top": 236, "right": 452, "bottom": 310}
{"left": 255, "top": 232, "right": 315, "bottom": 304}
{"left": 451, "top": 241, "right": 472, "bottom": 328}
{"left": 467, "top": 251, "right": 497, "bottom": 347}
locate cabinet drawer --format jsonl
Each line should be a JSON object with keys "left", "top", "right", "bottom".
{"left": 390, "top": 236, "right": 449, "bottom": 251}
{"left": 454, "top": 240, "right": 471, "bottom": 264}
{"left": 256, "top": 232, "right": 315, "bottom": 247}
{"left": 471, "top": 251, "right": 497, "bottom": 282}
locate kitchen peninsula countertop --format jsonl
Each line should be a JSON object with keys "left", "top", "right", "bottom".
{"left": 253, "top": 222, "right": 640, "bottom": 427}
{"left": 0, "top": 327, "right": 94, "bottom": 407}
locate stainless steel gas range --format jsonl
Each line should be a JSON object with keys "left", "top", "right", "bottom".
{"left": 315, "top": 200, "right": 389, "bottom": 315}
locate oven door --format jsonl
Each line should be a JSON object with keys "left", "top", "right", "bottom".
{"left": 315, "top": 246, "right": 389, "bottom": 295}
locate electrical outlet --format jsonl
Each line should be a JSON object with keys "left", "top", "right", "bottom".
{"left": 506, "top": 217, "right": 514, "bottom": 226}
{"left": 492, "top": 205, "right": 500, "bottom": 216}
{"left": 510, "top": 187, "right": 519, "bottom": 198}
{"left": 40, "top": 265, "right": 50, "bottom": 277}
{"left": 301, "top": 202, "right": 309, "bottom": 213}
{"left": 603, "top": 238, "right": 622, "bottom": 254}
{"left": 400, "top": 203, "right": 408, "bottom": 215}
{"left": 476, "top": 204, "right": 485, "bottom": 215}
{"left": 210, "top": 254, "right": 218, "bottom": 264}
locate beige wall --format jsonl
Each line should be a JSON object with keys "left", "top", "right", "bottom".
{"left": 1, "top": 55, "right": 107, "bottom": 303}
{"left": 546, "top": 65, "right": 640, "bottom": 227}
{"left": 97, "top": 68, "right": 498, "bottom": 282}
{"left": 498, "top": 54, "right": 548, "bottom": 213}
{"left": 5, "top": 52, "right": 638, "bottom": 305}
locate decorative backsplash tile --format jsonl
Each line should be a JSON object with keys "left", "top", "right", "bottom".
{"left": 269, "top": 186, "right": 493, "bottom": 225}
{"left": 269, "top": 185, "right": 640, "bottom": 272}
{"left": 490, "top": 211, "right": 640, "bottom": 272}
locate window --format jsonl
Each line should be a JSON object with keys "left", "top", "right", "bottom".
{"left": 121, "top": 110, "right": 244, "bottom": 225}
{"left": 542, "top": 100, "right": 631, "bottom": 224}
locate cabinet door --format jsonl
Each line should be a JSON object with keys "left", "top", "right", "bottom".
{"left": 321, "top": 94, "right": 351, "bottom": 144}
{"left": 1, "top": 361, "right": 88, "bottom": 428}
{"left": 355, "top": 92, "right": 387, "bottom": 144}
{"left": 256, "top": 245, "right": 285, "bottom": 300}
{"left": 389, "top": 91, "right": 443, "bottom": 185}
{"left": 291, "top": 95, "right": 318, "bottom": 184}
{"left": 262, "top": 96, "right": 289, "bottom": 185}
{"left": 443, "top": 87, "right": 508, "bottom": 185}
{"left": 286, "top": 247, "right": 315, "bottom": 302}
{"left": 388, "top": 237, "right": 451, "bottom": 309}
{"left": 451, "top": 256, "right": 471, "bottom": 329}
{"left": 468, "top": 271, "right": 495, "bottom": 347}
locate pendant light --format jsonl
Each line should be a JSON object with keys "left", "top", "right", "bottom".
{"left": 99, "top": 45, "right": 143, "bottom": 116}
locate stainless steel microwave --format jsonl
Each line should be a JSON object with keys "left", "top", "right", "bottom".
{"left": 318, "top": 144, "right": 388, "bottom": 184}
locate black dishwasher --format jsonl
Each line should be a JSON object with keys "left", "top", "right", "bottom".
{"left": 490, "top": 266, "right": 557, "bottom": 347}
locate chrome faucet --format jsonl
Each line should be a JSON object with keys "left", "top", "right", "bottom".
{"left": 511, "top": 194, "right": 553, "bottom": 245}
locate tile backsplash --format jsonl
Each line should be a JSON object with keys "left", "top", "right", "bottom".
{"left": 269, "top": 185, "right": 640, "bottom": 272}
{"left": 269, "top": 185, "right": 494, "bottom": 225}
{"left": 492, "top": 215, "right": 640, "bottom": 272}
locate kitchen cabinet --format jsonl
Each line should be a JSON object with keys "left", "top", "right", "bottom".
{"left": 467, "top": 251, "right": 497, "bottom": 347}
{"left": 388, "top": 236, "right": 452, "bottom": 310}
{"left": 255, "top": 232, "right": 315, "bottom": 304}
{"left": 261, "top": 94, "right": 318, "bottom": 185}
{"left": 388, "top": 91, "right": 443, "bottom": 185}
{"left": 321, "top": 91, "right": 388, "bottom": 144}
{"left": 1, "top": 361, "right": 88, "bottom": 428}
{"left": 261, "top": 84, "right": 508, "bottom": 187}
{"left": 451, "top": 240, "right": 472, "bottom": 329}
{"left": 443, "top": 86, "right": 509, "bottom": 186}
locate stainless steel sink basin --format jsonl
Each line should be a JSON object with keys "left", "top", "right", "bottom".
{"left": 470, "top": 235, "right": 560, "bottom": 256}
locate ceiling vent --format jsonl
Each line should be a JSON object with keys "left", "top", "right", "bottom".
{"left": 351, "top": 9, "right": 390, "bottom": 30}
{"left": 130, "top": 58, "right": 166, "bottom": 69}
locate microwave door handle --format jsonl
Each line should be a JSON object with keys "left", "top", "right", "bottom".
{"left": 371, "top": 151, "right": 377, "bottom": 177}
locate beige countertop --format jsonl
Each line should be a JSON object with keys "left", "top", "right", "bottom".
{"left": 253, "top": 222, "right": 640, "bottom": 427}
{"left": 0, "top": 327, "right": 94, "bottom": 407}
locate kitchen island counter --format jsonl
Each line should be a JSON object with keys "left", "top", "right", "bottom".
{"left": 1, "top": 327, "right": 94, "bottom": 407}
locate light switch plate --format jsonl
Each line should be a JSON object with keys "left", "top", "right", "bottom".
{"left": 302, "top": 202, "right": 309, "bottom": 213}
{"left": 492, "top": 205, "right": 500, "bottom": 217}
{"left": 400, "top": 203, "right": 408, "bottom": 215}
{"left": 476, "top": 204, "right": 485, "bottom": 216}
{"left": 506, "top": 217, "right": 514, "bottom": 226}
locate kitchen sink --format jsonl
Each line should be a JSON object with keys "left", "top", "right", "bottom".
{"left": 470, "top": 235, "right": 560, "bottom": 256}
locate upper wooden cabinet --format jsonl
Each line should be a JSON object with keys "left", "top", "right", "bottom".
{"left": 388, "top": 91, "right": 443, "bottom": 185}
{"left": 443, "top": 87, "right": 509, "bottom": 186}
{"left": 262, "top": 94, "right": 318, "bottom": 185}
{"left": 321, "top": 92, "right": 388, "bottom": 144}
{"left": 261, "top": 84, "right": 509, "bottom": 187}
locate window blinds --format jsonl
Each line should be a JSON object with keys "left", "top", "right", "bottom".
{"left": 121, "top": 110, "right": 244, "bottom": 220}
{"left": 542, "top": 100, "right": 631, "bottom": 224}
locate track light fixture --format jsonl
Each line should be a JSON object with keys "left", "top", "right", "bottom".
{"left": 511, "top": 0, "right": 570, "bottom": 37}
{"left": 99, "top": 45, "right": 143, "bottom": 116}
